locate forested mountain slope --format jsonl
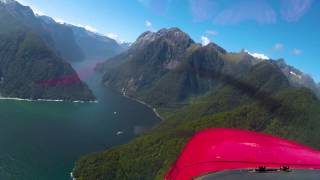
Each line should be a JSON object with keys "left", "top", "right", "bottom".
{"left": 74, "top": 28, "right": 320, "bottom": 179}
{"left": 0, "top": 1, "right": 95, "bottom": 100}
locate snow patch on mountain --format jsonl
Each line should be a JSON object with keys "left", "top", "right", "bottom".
{"left": 290, "top": 71, "right": 302, "bottom": 79}
{"left": 244, "top": 49, "right": 269, "bottom": 60}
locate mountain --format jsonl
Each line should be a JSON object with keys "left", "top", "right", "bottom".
{"left": 274, "top": 59, "right": 320, "bottom": 97}
{"left": 96, "top": 28, "right": 290, "bottom": 107}
{"left": 37, "top": 16, "right": 86, "bottom": 62}
{"left": 0, "top": 1, "right": 95, "bottom": 100}
{"left": 38, "top": 16, "right": 127, "bottom": 62}
{"left": 98, "top": 28, "right": 200, "bottom": 106}
{"left": 74, "top": 28, "right": 320, "bottom": 179}
{"left": 67, "top": 24, "right": 126, "bottom": 61}
{"left": 1, "top": 0, "right": 84, "bottom": 62}
{"left": 119, "top": 42, "right": 131, "bottom": 49}
{"left": 1, "top": 0, "right": 126, "bottom": 62}
{"left": 97, "top": 29, "right": 319, "bottom": 105}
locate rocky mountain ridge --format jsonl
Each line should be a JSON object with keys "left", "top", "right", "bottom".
{"left": 97, "top": 28, "right": 319, "bottom": 107}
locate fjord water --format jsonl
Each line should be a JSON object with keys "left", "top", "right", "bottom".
{"left": 0, "top": 61, "right": 160, "bottom": 180}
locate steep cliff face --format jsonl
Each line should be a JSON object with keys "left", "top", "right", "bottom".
{"left": 1, "top": 0, "right": 126, "bottom": 63}
{"left": 68, "top": 24, "right": 126, "bottom": 61}
{"left": 0, "top": 1, "right": 95, "bottom": 100}
{"left": 37, "top": 16, "right": 85, "bottom": 62}
{"left": 1, "top": 0, "right": 84, "bottom": 62}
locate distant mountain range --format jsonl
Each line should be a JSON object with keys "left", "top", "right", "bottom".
{"left": 274, "top": 59, "right": 320, "bottom": 97}
{"left": 0, "top": 0, "right": 95, "bottom": 100}
{"left": 66, "top": 23, "right": 127, "bottom": 61}
{"left": 37, "top": 15, "right": 128, "bottom": 62}
{"left": 74, "top": 28, "right": 320, "bottom": 179}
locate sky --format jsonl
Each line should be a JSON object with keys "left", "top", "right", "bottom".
{"left": 16, "top": 0, "right": 320, "bottom": 82}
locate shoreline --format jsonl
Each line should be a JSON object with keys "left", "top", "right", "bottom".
{"left": 122, "top": 94, "right": 163, "bottom": 121}
{"left": 70, "top": 87, "right": 163, "bottom": 180}
{"left": 0, "top": 97, "right": 98, "bottom": 103}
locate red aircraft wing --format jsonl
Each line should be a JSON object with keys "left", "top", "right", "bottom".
{"left": 165, "top": 128, "right": 320, "bottom": 180}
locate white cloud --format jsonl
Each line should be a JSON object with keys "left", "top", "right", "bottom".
{"left": 106, "top": 33, "right": 119, "bottom": 40}
{"left": 146, "top": 20, "right": 152, "bottom": 27}
{"left": 76, "top": 24, "right": 98, "bottom": 33}
{"left": 55, "top": 19, "right": 66, "bottom": 24}
{"left": 51, "top": 18, "right": 98, "bottom": 33}
{"left": 244, "top": 49, "right": 270, "bottom": 60}
{"left": 273, "top": 43, "right": 284, "bottom": 51}
{"left": 106, "top": 33, "right": 125, "bottom": 43}
{"left": 292, "top": 48, "right": 302, "bottom": 55}
{"left": 280, "top": 0, "right": 314, "bottom": 22}
{"left": 206, "top": 30, "right": 218, "bottom": 36}
{"left": 145, "top": 20, "right": 155, "bottom": 31}
{"left": 31, "top": 7, "right": 44, "bottom": 16}
{"left": 290, "top": 71, "right": 302, "bottom": 79}
{"left": 213, "top": 0, "right": 276, "bottom": 25}
{"left": 201, "top": 36, "right": 210, "bottom": 46}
